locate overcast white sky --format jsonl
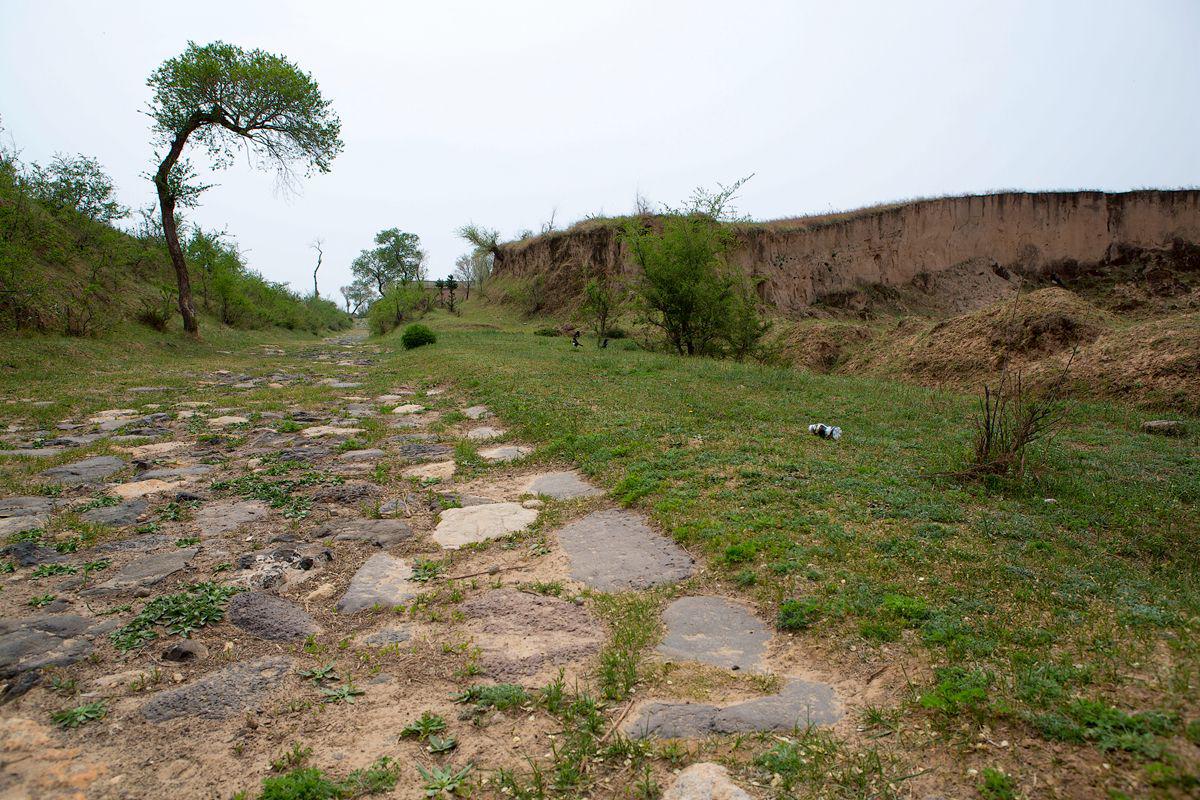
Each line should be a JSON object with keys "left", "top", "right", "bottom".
{"left": 2, "top": 0, "right": 1198, "bottom": 295}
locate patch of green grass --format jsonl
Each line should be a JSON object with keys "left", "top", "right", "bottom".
{"left": 29, "top": 593, "right": 56, "bottom": 607}
{"left": 51, "top": 700, "right": 106, "bottom": 729}
{"left": 270, "top": 742, "right": 313, "bottom": 772}
{"left": 1027, "top": 698, "right": 1178, "bottom": 757}
{"left": 415, "top": 762, "right": 472, "bottom": 796}
{"left": 777, "top": 598, "right": 823, "bottom": 631}
{"left": 979, "top": 767, "right": 1017, "bottom": 800}
{"left": 401, "top": 711, "right": 448, "bottom": 741}
{"left": 593, "top": 592, "right": 660, "bottom": 701}
{"left": 321, "top": 681, "right": 365, "bottom": 704}
{"left": 411, "top": 558, "right": 445, "bottom": 583}
{"left": 256, "top": 757, "right": 400, "bottom": 800}
{"left": 751, "top": 729, "right": 903, "bottom": 798}
{"left": 518, "top": 580, "right": 563, "bottom": 596}
{"left": 919, "top": 666, "right": 992, "bottom": 716}
{"left": 453, "top": 683, "right": 528, "bottom": 712}
{"left": 32, "top": 562, "right": 77, "bottom": 578}
{"left": 109, "top": 582, "right": 241, "bottom": 652}
{"left": 210, "top": 471, "right": 336, "bottom": 519}
{"left": 174, "top": 536, "right": 201, "bottom": 547}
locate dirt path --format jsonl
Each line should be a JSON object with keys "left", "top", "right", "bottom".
{"left": 0, "top": 331, "right": 853, "bottom": 799}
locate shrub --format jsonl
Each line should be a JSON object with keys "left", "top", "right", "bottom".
{"left": 534, "top": 327, "right": 559, "bottom": 337}
{"left": 401, "top": 323, "right": 436, "bottom": 349}
{"left": 777, "top": 598, "right": 822, "bottom": 631}
{"left": 367, "top": 284, "right": 426, "bottom": 335}
{"left": 580, "top": 271, "right": 627, "bottom": 341}
{"left": 961, "top": 370, "right": 1065, "bottom": 480}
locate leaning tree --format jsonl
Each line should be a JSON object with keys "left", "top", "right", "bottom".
{"left": 146, "top": 41, "right": 342, "bottom": 334}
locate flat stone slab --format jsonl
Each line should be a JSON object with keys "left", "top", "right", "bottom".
{"left": 0, "top": 447, "right": 65, "bottom": 458}
{"left": 460, "top": 589, "right": 603, "bottom": 680}
{"left": 208, "top": 415, "right": 249, "bottom": 426}
{"left": 657, "top": 596, "right": 770, "bottom": 672}
{"left": 463, "top": 405, "right": 491, "bottom": 420}
{"left": 301, "top": 425, "right": 364, "bottom": 438}
{"left": 0, "top": 540, "right": 65, "bottom": 566}
{"left": 81, "top": 547, "right": 199, "bottom": 596}
{"left": 80, "top": 497, "right": 148, "bottom": 527}
{"left": 397, "top": 443, "right": 453, "bottom": 462}
{"left": 138, "top": 465, "right": 214, "bottom": 481}
{"left": 0, "top": 515, "right": 48, "bottom": 537}
{"left": 0, "top": 496, "right": 58, "bottom": 518}
{"left": 663, "top": 763, "right": 751, "bottom": 800}
{"left": 109, "top": 479, "right": 178, "bottom": 500}
{"left": 337, "top": 553, "right": 419, "bottom": 614}
{"left": 338, "top": 448, "right": 385, "bottom": 462}
{"left": 227, "top": 593, "right": 321, "bottom": 641}
{"left": 466, "top": 426, "right": 505, "bottom": 441}
{"left": 315, "top": 518, "right": 413, "bottom": 547}
{"left": 627, "top": 678, "right": 843, "bottom": 738}
{"left": 432, "top": 502, "right": 538, "bottom": 549}
{"left": 391, "top": 404, "right": 425, "bottom": 415}
{"left": 194, "top": 500, "right": 270, "bottom": 537}
{"left": 40, "top": 456, "right": 125, "bottom": 486}
{"left": 556, "top": 510, "right": 694, "bottom": 591}
{"left": 478, "top": 445, "right": 532, "bottom": 463}
{"left": 0, "top": 614, "right": 112, "bottom": 677}
{"left": 524, "top": 471, "right": 603, "bottom": 500}
{"left": 361, "top": 626, "right": 413, "bottom": 647}
{"left": 311, "top": 480, "right": 381, "bottom": 505}
{"left": 402, "top": 461, "right": 455, "bottom": 481}
{"left": 140, "top": 656, "right": 293, "bottom": 722}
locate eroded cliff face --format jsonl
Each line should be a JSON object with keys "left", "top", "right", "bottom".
{"left": 493, "top": 190, "right": 1200, "bottom": 314}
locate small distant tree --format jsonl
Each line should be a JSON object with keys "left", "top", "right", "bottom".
{"left": 453, "top": 254, "right": 473, "bottom": 300}
{"left": 146, "top": 41, "right": 343, "bottom": 334}
{"left": 351, "top": 228, "right": 423, "bottom": 295}
{"left": 434, "top": 278, "right": 445, "bottom": 306}
{"left": 456, "top": 223, "right": 499, "bottom": 296}
{"left": 340, "top": 277, "right": 376, "bottom": 315}
{"left": 25, "top": 154, "right": 128, "bottom": 223}
{"left": 580, "top": 270, "right": 626, "bottom": 342}
{"left": 310, "top": 238, "right": 324, "bottom": 298}
{"left": 445, "top": 275, "right": 458, "bottom": 313}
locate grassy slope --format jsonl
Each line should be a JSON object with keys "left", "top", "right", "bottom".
{"left": 3, "top": 300, "right": 1197, "bottom": 795}
{"left": 404, "top": 302, "right": 1200, "bottom": 793}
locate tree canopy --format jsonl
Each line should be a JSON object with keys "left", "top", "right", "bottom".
{"left": 351, "top": 228, "right": 424, "bottom": 295}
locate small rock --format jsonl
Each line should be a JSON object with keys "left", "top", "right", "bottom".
{"left": 521, "top": 499, "right": 544, "bottom": 510}
{"left": 433, "top": 502, "right": 538, "bottom": 549}
{"left": 337, "top": 553, "right": 418, "bottom": 614}
{"left": 40, "top": 456, "right": 125, "bottom": 486}
{"left": 162, "top": 640, "right": 209, "bottom": 662}
{"left": 463, "top": 405, "right": 491, "bottom": 420}
{"left": 391, "top": 404, "right": 424, "bottom": 415}
{"left": 662, "top": 763, "right": 751, "bottom": 800}
{"left": 227, "top": 593, "right": 321, "bottom": 641}
{"left": 478, "top": 445, "right": 533, "bottom": 463}
{"left": 139, "top": 657, "right": 292, "bottom": 722}
{"left": 1141, "top": 420, "right": 1187, "bottom": 437}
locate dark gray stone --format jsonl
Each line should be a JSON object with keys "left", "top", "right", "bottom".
{"left": 91, "top": 534, "right": 174, "bottom": 555}
{"left": 80, "top": 547, "right": 198, "bottom": 596}
{"left": 0, "top": 540, "right": 65, "bottom": 567}
{"left": 657, "top": 596, "right": 770, "bottom": 672}
{"left": 81, "top": 498, "right": 148, "bottom": 527}
{"left": 0, "top": 496, "right": 58, "bottom": 518}
{"left": 0, "top": 515, "right": 48, "bottom": 538}
{"left": 628, "top": 679, "right": 842, "bottom": 738}
{"left": 311, "top": 480, "right": 380, "bottom": 504}
{"left": 338, "top": 448, "right": 385, "bottom": 462}
{"left": 227, "top": 593, "right": 321, "bottom": 641}
{"left": 39, "top": 456, "right": 125, "bottom": 486}
{"left": 396, "top": 443, "right": 453, "bottom": 462}
{"left": 556, "top": 509, "right": 695, "bottom": 591}
{"left": 337, "top": 553, "right": 417, "bottom": 614}
{"left": 138, "top": 464, "right": 215, "bottom": 481}
{"left": 362, "top": 626, "right": 412, "bottom": 646}
{"left": 0, "top": 614, "right": 112, "bottom": 678}
{"left": 315, "top": 518, "right": 413, "bottom": 547}
{"left": 139, "top": 656, "right": 292, "bottom": 722}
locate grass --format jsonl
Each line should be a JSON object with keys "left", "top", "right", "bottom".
{"left": 51, "top": 700, "right": 107, "bottom": 729}
{"left": 109, "top": 582, "right": 241, "bottom": 652}
{"left": 3, "top": 300, "right": 1198, "bottom": 796}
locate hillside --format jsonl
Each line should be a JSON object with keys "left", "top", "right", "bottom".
{"left": 0, "top": 156, "right": 349, "bottom": 337}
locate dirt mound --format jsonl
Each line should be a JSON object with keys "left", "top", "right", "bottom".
{"left": 836, "top": 287, "right": 1198, "bottom": 411}
{"left": 846, "top": 288, "right": 1111, "bottom": 382}
{"left": 776, "top": 321, "right": 875, "bottom": 373}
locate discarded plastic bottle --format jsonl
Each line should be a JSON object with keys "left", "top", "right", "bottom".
{"left": 808, "top": 423, "right": 842, "bottom": 440}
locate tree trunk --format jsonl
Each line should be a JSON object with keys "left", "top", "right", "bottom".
{"left": 157, "top": 187, "right": 198, "bottom": 335}
{"left": 153, "top": 115, "right": 206, "bottom": 336}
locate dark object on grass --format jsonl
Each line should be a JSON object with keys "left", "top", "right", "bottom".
{"left": 1140, "top": 420, "right": 1187, "bottom": 437}
{"left": 401, "top": 324, "right": 436, "bottom": 350}
{"left": 601, "top": 338, "right": 609, "bottom": 349}
{"left": 571, "top": 331, "right": 581, "bottom": 348}
{"left": 808, "top": 423, "right": 842, "bottom": 440}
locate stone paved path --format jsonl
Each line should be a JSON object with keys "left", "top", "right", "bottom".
{"left": 0, "top": 329, "right": 845, "bottom": 799}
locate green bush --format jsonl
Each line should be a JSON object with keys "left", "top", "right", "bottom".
{"left": 534, "top": 327, "right": 559, "bottom": 337}
{"left": 777, "top": 598, "right": 823, "bottom": 630}
{"left": 401, "top": 323, "right": 437, "bottom": 349}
